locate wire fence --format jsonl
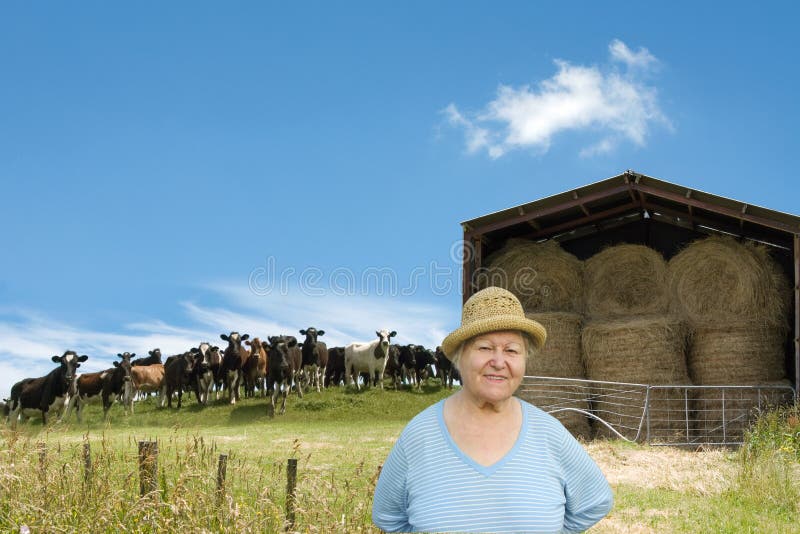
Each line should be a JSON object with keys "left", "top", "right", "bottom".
{"left": 518, "top": 376, "right": 796, "bottom": 446}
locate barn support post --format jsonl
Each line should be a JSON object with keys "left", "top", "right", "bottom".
{"left": 794, "top": 234, "right": 799, "bottom": 401}
{"left": 138, "top": 440, "right": 158, "bottom": 498}
{"left": 286, "top": 458, "right": 298, "bottom": 530}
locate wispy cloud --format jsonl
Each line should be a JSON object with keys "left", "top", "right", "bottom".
{"left": 443, "top": 39, "right": 670, "bottom": 158}
{"left": 0, "top": 286, "right": 456, "bottom": 397}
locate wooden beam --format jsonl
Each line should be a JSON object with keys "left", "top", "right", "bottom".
{"left": 526, "top": 203, "right": 640, "bottom": 239}
{"left": 795, "top": 234, "right": 799, "bottom": 399}
{"left": 633, "top": 183, "right": 800, "bottom": 235}
{"left": 465, "top": 183, "right": 632, "bottom": 238}
{"left": 573, "top": 191, "right": 591, "bottom": 217}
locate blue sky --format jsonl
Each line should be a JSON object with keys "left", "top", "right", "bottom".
{"left": 1, "top": 2, "right": 798, "bottom": 395}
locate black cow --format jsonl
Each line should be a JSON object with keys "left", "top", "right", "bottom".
{"left": 325, "top": 346, "right": 346, "bottom": 387}
{"left": 220, "top": 332, "right": 250, "bottom": 405}
{"left": 435, "top": 345, "right": 459, "bottom": 387}
{"left": 67, "top": 352, "right": 133, "bottom": 420}
{"left": 397, "top": 345, "right": 418, "bottom": 386}
{"left": 264, "top": 336, "right": 298, "bottom": 417}
{"left": 411, "top": 345, "right": 437, "bottom": 389}
{"left": 383, "top": 345, "right": 402, "bottom": 389}
{"left": 162, "top": 351, "right": 196, "bottom": 408}
{"left": 299, "top": 327, "right": 328, "bottom": 392}
{"left": 191, "top": 343, "right": 220, "bottom": 405}
{"left": 132, "top": 349, "right": 160, "bottom": 366}
{"left": 1, "top": 398, "right": 9, "bottom": 423}
{"left": 8, "top": 351, "right": 88, "bottom": 428}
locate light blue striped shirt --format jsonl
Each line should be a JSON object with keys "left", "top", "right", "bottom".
{"left": 372, "top": 398, "right": 612, "bottom": 533}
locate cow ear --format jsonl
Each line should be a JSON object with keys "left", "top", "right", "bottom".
{"left": 113, "top": 361, "right": 120, "bottom": 367}
{"left": 129, "top": 353, "right": 135, "bottom": 358}
{"left": 261, "top": 341, "right": 269, "bottom": 349}
{"left": 52, "top": 355, "right": 61, "bottom": 363}
{"left": 220, "top": 334, "right": 229, "bottom": 341}
{"left": 287, "top": 338, "right": 298, "bottom": 348}
{"left": 376, "top": 331, "right": 381, "bottom": 338}
{"left": 390, "top": 331, "right": 397, "bottom": 338}
{"left": 78, "top": 355, "right": 89, "bottom": 362}
{"left": 318, "top": 330, "right": 325, "bottom": 336}
{"left": 299, "top": 329, "right": 307, "bottom": 335}
{"left": 241, "top": 334, "right": 250, "bottom": 341}
{"left": 244, "top": 340, "right": 252, "bottom": 346}
{"left": 118, "top": 353, "right": 123, "bottom": 358}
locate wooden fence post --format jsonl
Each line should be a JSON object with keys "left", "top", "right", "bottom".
{"left": 286, "top": 458, "right": 298, "bottom": 530}
{"left": 216, "top": 454, "right": 228, "bottom": 504}
{"left": 83, "top": 442, "right": 92, "bottom": 484}
{"left": 138, "top": 440, "right": 158, "bottom": 498}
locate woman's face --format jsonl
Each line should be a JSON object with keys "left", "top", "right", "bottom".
{"left": 458, "top": 330, "right": 526, "bottom": 406}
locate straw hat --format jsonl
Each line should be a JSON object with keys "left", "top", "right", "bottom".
{"left": 441, "top": 286, "right": 547, "bottom": 359}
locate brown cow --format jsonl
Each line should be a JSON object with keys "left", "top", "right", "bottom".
{"left": 130, "top": 363, "right": 165, "bottom": 411}
{"left": 220, "top": 332, "right": 250, "bottom": 405}
{"left": 66, "top": 352, "right": 134, "bottom": 420}
{"left": 243, "top": 337, "right": 267, "bottom": 398}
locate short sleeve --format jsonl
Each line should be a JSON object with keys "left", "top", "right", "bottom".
{"left": 372, "top": 437, "right": 413, "bottom": 532}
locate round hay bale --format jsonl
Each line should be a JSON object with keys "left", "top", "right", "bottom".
{"left": 667, "top": 235, "right": 791, "bottom": 327}
{"left": 481, "top": 239, "right": 583, "bottom": 313}
{"left": 691, "top": 380, "right": 794, "bottom": 443}
{"left": 520, "top": 312, "right": 591, "bottom": 439}
{"left": 584, "top": 244, "right": 668, "bottom": 319}
{"left": 688, "top": 322, "right": 787, "bottom": 385}
{"left": 582, "top": 316, "right": 691, "bottom": 440}
{"left": 524, "top": 312, "right": 585, "bottom": 378}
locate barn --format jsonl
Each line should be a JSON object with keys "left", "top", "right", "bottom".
{"left": 458, "top": 170, "right": 800, "bottom": 445}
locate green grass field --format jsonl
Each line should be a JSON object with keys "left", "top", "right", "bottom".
{"left": 1, "top": 385, "right": 799, "bottom": 533}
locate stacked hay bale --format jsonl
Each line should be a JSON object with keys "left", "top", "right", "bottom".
{"left": 667, "top": 235, "right": 792, "bottom": 441}
{"left": 483, "top": 238, "right": 590, "bottom": 438}
{"left": 581, "top": 244, "right": 691, "bottom": 440}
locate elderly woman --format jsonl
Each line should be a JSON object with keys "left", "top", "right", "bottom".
{"left": 372, "top": 286, "right": 613, "bottom": 533}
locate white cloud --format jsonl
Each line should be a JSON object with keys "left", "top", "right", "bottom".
{"left": 444, "top": 39, "right": 670, "bottom": 158}
{"left": 0, "top": 288, "right": 457, "bottom": 398}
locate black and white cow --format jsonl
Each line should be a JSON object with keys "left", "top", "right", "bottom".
{"left": 411, "top": 345, "right": 437, "bottom": 389}
{"left": 396, "top": 345, "right": 418, "bottom": 386}
{"left": 8, "top": 351, "right": 88, "bottom": 429}
{"left": 435, "top": 345, "right": 459, "bottom": 388}
{"left": 191, "top": 342, "right": 219, "bottom": 405}
{"left": 66, "top": 352, "right": 133, "bottom": 421}
{"left": 299, "top": 327, "right": 327, "bottom": 392}
{"left": 132, "top": 349, "right": 160, "bottom": 367}
{"left": 220, "top": 332, "right": 250, "bottom": 405}
{"left": 344, "top": 330, "right": 397, "bottom": 390}
{"left": 264, "top": 336, "right": 297, "bottom": 417}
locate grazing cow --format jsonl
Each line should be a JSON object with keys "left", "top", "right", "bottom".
{"left": 192, "top": 343, "right": 220, "bottom": 405}
{"left": 396, "top": 345, "right": 418, "bottom": 386}
{"left": 220, "top": 332, "right": 250, "bottom": 405}
{"left": 325, "top": 346, "right": 346, "bottom": 387}
{"left": 299, "top": 327, "right": 328, "bottom": 392}
{"left": 263, "top": 336, "right": 299, "bottom": 417}
{"left": 162, "top": 351, "right": 196, "bottom": 408}
{"left": 8, "top": 351, "right": 88, "bottom": 429}
{"left": 412, "top": 345, "right": 437, "bottom": 389}
{"left": 67, "top": 352, "right": 134, "bottom": 421}
{"left": 344, "top": 330, "right": 397, "bottom": 390}
{"left": 243, "top": 337, "right": 268, "bottom": 398}
{"left": 130, "top": 363, "right": 165, "bottom": 410}
{"left": 132, "top": 349, "right": 161, "bottom": 366}
{"left": 383, "top": 345, "right": 402, "bottom": 389}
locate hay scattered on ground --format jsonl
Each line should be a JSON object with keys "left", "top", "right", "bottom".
{"left": 520, "top": 312, "right": 590, "bottom": 438}
{"left": 582, "top": 316, "right": 691, "bottom": 439}
{"left": 688, "top": 322, "right": 788, "bottom": 384}
{"left": 481, "top": 238, "right": 583, "bottom": 313}
{"left": 667, "top": 235, "right": 791, "bottom": 327}
{"left": 584, "top": 244, "right": 669, "bottom": 319}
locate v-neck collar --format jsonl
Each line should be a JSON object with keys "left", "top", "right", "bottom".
{"left": 436, "top": 398, "right": 528, "bottom": 477}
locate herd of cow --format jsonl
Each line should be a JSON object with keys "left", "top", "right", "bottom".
{"left": 2, "top": 327, "right": 461, "bottom": 429}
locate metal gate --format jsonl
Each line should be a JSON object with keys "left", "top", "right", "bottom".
{"left": 518, "top": 376, "right": 795, "bottom": 446}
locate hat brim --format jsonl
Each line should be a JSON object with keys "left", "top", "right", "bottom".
{"left": 441, "top": 314, "right": 547, "bottom": 360}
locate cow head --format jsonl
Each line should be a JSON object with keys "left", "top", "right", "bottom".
{"left": 52, "top": 350, "right": 89, "bottom": 386}
{"left": 113, "top": 352, "right": 134, "bottom": 382}
{"left": 299, "top": 327, "right": 325, "bottom": 344}
{"left": 220, "top": 332, "right": 250, "bottom": 348}
{"left": 192, "top": 345, "right": 209, "bottom": 371}
{"left": 374, "top": 330, "right": 397, "bottom": 358}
